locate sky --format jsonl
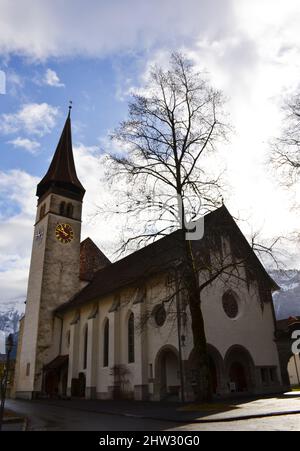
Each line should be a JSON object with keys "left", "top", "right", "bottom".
{"left": 1, "top": 0, "right": 300, "bottom": 311}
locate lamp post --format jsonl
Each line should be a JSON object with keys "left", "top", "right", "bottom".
{"left": 0, "top": 334, "right": 14, "bottom": 431}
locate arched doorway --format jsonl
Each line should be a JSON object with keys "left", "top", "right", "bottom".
{"left": 154, "top": 346, "right": 180, "bottom": 400}
{"left": 187, "top": 344, "right": 224, "bottom": 398}
{"left": 229, "top": 361, "right": 247, "bottom": 392}
{"left": 43, "top": 355, "right": 69, "bottom": 398}
{"left": 225, "top": 345, "right": 255, "bottom": 394}
{"left": 45, "top": 370, "right": 60, "bottom": 397}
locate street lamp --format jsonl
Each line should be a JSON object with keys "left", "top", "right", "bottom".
{"left": 0, "top": 334, "right": 14, "bottom": 432}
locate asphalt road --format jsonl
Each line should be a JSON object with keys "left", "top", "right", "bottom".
{"left": 4, "top": 399, "right": 300, "bottom": 431}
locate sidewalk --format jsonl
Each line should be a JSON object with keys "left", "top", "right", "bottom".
{"left": 2, "top": 409, "right": 25, "bottom": 431}
{"left": 28, "top": 391, "right": 300, "bottom": 424}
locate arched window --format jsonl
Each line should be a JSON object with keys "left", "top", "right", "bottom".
{"left": 67, "top": 203, "right": 74, "bottom": 218}
{"left": 39, "top": 203, "right": 46, "bottom": 221}
{"left": 59, "top": 201, "right": 65, "bottom": 216}
{"left": 103, "top": 319, "right": 109, "bottom": 367}
{"left": 83, "top": 325, "right": 88, "bottom": 370}
{"left": 128, "top": 312, "right": 135, "bottom": 363}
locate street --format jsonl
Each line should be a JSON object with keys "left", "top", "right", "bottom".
{"left": 4, "top": 396, "right": 300, "bottom": 431}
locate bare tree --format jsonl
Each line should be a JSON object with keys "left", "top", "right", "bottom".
{"left": 270, "top": 93, "right": 300, "bottom": 187}
{"left": 105, "top": 53, "right": 275, "bottom": 402}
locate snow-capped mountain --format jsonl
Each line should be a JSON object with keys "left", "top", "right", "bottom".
{"left": 0, "top": 299, "right": 25, "bottom": 335}
{"left": 0, "top": 301, "right": 24, "bottom": 357}
{"left": 271, "top": 270, "right": 300, "bottom": 320}
{"left": 0, "top": 307, "right": 23, "bottom": 335}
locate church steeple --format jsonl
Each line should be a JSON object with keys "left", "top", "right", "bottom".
{"left": 36, "top": 109, "right": 85, "bottom": 202}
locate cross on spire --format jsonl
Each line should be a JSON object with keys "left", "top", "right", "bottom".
{"left": 68, "top": 100, "right": 72, "bottom": 117}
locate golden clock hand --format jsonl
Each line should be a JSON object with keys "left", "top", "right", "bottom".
{"left": 57, "top": 225, "right": 68, "bottom": 236}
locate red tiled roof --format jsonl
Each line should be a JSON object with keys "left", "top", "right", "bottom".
{"left": 80, "top": 237, "right": 111, "bottom": 281}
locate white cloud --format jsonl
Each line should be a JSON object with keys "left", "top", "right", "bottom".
{"left": 74, "top": 144, "right": 127, "bottom": 255}
{"left": 0, "top": 0, "right": 233, "bottom": 60}
{"left": 0, "top": 169, "right": 38, "bottom": 307}
{"left": 43, "top": 68, "right": 64, "bottom": 87}
{"left": 0, "top": 146, "right": 125, "bottom": 309}
{"left": 0, "top": 102, "right": 59, "bottom": 136}
{"left": 8, "top": 137, "right": 40, "bottom": 154}
{"left": 3, "top": 0, "right": 300, "bottom": 314}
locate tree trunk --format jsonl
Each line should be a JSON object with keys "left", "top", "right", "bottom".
{"left": 183, "top": 237, "right": 212, "bottom": 402}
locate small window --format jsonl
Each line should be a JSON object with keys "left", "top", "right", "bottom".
{"left": 67, "top": 203, "right": 74, "bottom": 218}
{"left": 39, "top": 204, "right": 46, "bottom": 220}
{"left": 166, "top": 273, "right": 174, "bottom": 287}
{"left": 128, "top": 312, "right": 135, "bottom": 363}
{"left": 270, "top": 368, "right": 277, "bottom": 382}
{"left": 261, "top": 368, "right": 269, "bottom": 385}
{"left": 59, "top": 201, "right": 66, "bottom": 216}
{"left": 83, "top": 326, "right": 88, "bottom": 370}
{"left": 26, "top": 363, "right": 30, "bottom": 376}
{"left": 103, "top": 320, "right": 109, "bottom": 367}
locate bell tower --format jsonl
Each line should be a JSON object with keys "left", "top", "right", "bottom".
{"left": 15, "top": 109, "right": 85, "bottom": 399}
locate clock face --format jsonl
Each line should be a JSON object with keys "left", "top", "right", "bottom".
{"left": 55, "top": 223, "right": 74, "bottom": 244}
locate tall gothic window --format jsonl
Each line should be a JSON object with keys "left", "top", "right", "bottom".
{"left": 83, "top": 325, "right": 88, "bottom": 370}
{"left": 128, "top": 312, "right": 135, "bottom": 363}
{"left": 59, "top": 201, "right": 66, "bottom": 216}
{"left": 103, "top": 319, "right": 109, "bottom": 367}
{"left": 39, "top": 203, "right": 46, "bottom": 221}
{"left": 67, "top": 203, "right": 74, "bottom": 218}
{"left": 66, "top": 330, "right": 71, "bottom": 348}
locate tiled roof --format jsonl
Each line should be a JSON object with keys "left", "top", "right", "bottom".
{"left": 80, "top": 237, "right": 111, "bottom": 281}
{"left": 56, "top": 205, "right": 278, "bottom": 314}
{"left": 36, "top": 113, "right": 85, "bottom": 201}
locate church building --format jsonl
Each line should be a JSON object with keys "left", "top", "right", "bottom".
{"left": 14, "top": 112, "right": 284, "bottom": 401}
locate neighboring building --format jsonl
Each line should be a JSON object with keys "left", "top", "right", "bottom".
{"left": 288, "top": 355, "right": 300, "bottom": 387}
{"left": 276, "top": 317, "right": 300, "bottom": 389}
{"left": 14, "top": 112, "right": 284, "bottom": 401}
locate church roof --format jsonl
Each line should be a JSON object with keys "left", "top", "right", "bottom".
{"left": 80, "top": 238, "right": 111, "bottom": 281}
{"left": 36, "top": 111, "right": 85, "bottom": 201}
{"left": 56, "top": 205, "right": 279, "bottom": 314}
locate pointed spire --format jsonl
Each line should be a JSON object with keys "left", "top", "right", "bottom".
{"left": 36, "top": 107, "right": 85, "bottom": 201}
